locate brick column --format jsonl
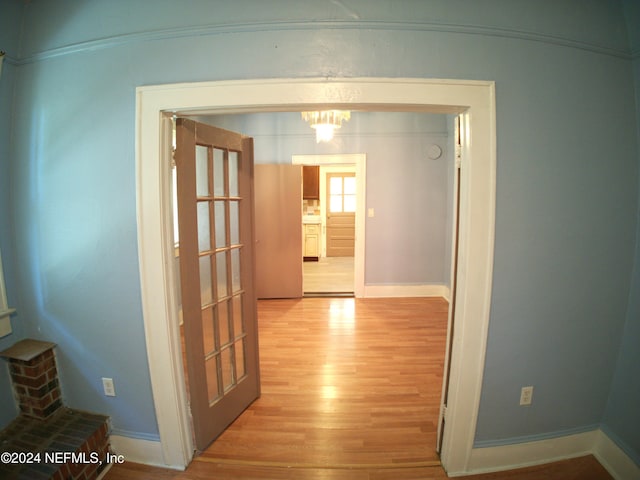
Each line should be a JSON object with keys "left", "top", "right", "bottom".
{"left": 1, "top": 339, "right": 63, "bottom": 419}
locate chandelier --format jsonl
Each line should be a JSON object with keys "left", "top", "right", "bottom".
{"left": 301, "top": 110, "right": 351, "bottom": 143}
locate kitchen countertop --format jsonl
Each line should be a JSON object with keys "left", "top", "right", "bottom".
{"left": 303, "top": 215, "right": 321, "bottom": 224}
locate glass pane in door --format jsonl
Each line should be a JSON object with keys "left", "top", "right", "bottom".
{"left": 197, "top": 202, "right": 211, "bottom": 252}
{"left": 202, "top": 307, "right": 215, "bottom": 354}
{"left": 235, "top": 339, "right": 246, "bottom": 379}
{"left": 217, "top": 299, "right": 231, "bottom": 346}
{"left": 196, "top": 145, "right": 210, "bottom": 197}
{"left": 330, "top": 195, "right": 342, "bottom": 212}
{"left": 214, "top": 201, "right": 226, "bottom": 248}
{"left": 213, "top": 148, "right": 225, "bottom": 196}
{"left": 205, "top": 356, "right": 220, "bottom": 404}
{"left": 232, "top": 294, "right": 244, "bottom": 337}
{"left": 228, "top": 152, "right": 239, "bottom": 197}
{"left": 344, "top": 195, "right": 356, "bottom": 212}
{"left": 221, "top": 347, "right": 234, "bottom": 391}
{"left": 229, "top": 201, "right": 239, "bottom": 245}
{"left": 344, "top": 176, "right": 356, "bottom": 194}
{"left": 330, "top": 176, "right": 342, "bottom": 194}
{"left": 231, "top": 249, "right": 241, "bottom": 293}
{"left": 216, "top": 251, "right": 228, "bottom": 300}
{"left": 199, "top": 256, "right": 213, "bottom": 305}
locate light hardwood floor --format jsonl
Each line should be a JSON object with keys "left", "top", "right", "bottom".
{"left": 104, "top": 454, "right": 613, "bottom": 480}
{"left": 201, "top": 297, "right": 448, "bottom": 466}
{"left": 105, "top": 297, "right": 613, "bottom": 479}
{"left": 303, "top": 257, "right": 354, "bottom": 293}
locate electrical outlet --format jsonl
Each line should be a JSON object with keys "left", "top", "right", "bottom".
{"left": 102, "top": 377, "right": 116, "bottom": 397}
{"left": 520, "top": 386, "right": 533, "bottom": 406}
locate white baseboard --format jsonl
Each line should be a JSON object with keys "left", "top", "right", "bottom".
{"left": 109, "top": 435, "right": 182, "bottom": 470}
{"left": 593, "top": 430, "right": 640, "bottom": 480}
{"left": 452, "top": 429, "right": 639, "bottom": 479}
{"left": 464, "top": 430, "right": 597, "bottom": 475}
{"left": 108, "top": 428, "right": 638, "bottom": 478}
{"left": 363, "top": 283, "right": 450, "bottom": 299}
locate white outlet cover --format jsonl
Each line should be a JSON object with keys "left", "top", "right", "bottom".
{"left": 102, "top": 377, "right": 116, "bottom": 397}
{"left": 520, "top": 386, "right": 533, "bottom": 405}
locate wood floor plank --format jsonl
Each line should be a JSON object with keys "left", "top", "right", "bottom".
{"left": 303, "top": 256, "right": 354, "bottom": 293}
{"left": 105, "top": 455, "right": 612, "bottom": 479}
{"left": 103, "top": 298, "right": 613, "bottom": 479}
{"left": 195, "top": 297, "right": 448, "bottom": 466}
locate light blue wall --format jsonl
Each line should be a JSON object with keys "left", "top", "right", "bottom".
{"left": 601, "top": 0, "right": 640, "bottom": 465}
{"left": 474, "top": 40, "right": 637, "bottom": 444}
{"left": 202, "top": 111, "right": 453, "bottom": 287}
{"left": 2, "top": 0, "right": 638, "bottom": 459}
{"left": 0, "top": 0, "right": 25, "bottom": 431}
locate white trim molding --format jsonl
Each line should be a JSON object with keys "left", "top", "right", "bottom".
{"left": 593, "top": 430, "right": 640, "bottom": 480}
{"left": 292, "top": 154, "right": 366, "bottom": 298}
{"left": 109, "top": 435, "right": 171, "bottom": 470}
{"left": 0, "top": 250, "right": 16, "bottom": 336}
{"left": 136, "top": 78, "right": 496, "bottom": 472}
{"left": 466, "top": 430, "right": 597, "bottom": 475}
{"left": 13, "top": 20, "right": 632, "bottom": 66}
{"left": 460, "top": 428, "right": 639, "bottom": 480}
{"left": 363, "top": 283, "right": 450, "bottom": 299}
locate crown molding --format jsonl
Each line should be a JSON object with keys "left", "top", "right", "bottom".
{"left": 10, "top": 20, "right": 633, "bottom": 66}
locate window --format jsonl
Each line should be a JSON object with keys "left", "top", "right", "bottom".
{"left": 328, "top": 174, "right": 356, "bottom": 213}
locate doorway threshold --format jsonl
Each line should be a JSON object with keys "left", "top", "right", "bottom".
{"left": 304, "top": 292, "right": 355, "bottom": 298}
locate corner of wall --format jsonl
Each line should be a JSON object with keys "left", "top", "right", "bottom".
{"left": 110, "top": 434, "right": 180, "bottom": 470}
{"left": 464, "top": 428, "right": 640, "bottom": 480}
{"left": 595, "top": 426, "right": 640, "bottom": 479}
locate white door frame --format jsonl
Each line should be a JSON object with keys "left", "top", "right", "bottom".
{"left": 135, "top": 78, "right": 496, "bottom": 475}
{"left": 292, "top": 154, "right": 364, "bottom": 297}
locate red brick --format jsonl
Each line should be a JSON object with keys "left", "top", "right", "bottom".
{"left": 12, "top": 373, "right": 43, "bottom": 388}
{"left": 40, "top": 392, "right": 54, "bottom": 410}
{"left": 50, "top": 388, "right": 61, "bottom": 402}
{"left": 46, "top": 367, "right": 58, "bottom": 382}
{"left": 41, "top": 357, "right": 56, "bottom": 373}
{"left": 22, "top": 364, "right": 39, "bottom": 377}
{"left": 28, "top": 386, "right": 42, "bottom": 398}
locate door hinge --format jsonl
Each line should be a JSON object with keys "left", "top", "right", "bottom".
{"left": 441, "top": 404, "right": 448, "bottom": 421}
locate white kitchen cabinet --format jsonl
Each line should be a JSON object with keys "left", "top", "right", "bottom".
{"left": 303, "top": 223, "right": 320, "bottom": 260}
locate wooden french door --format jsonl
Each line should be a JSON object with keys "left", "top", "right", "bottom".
{"left": 326, "top": 172, "right": 356, "bottom": 257}
{"left": 175, "top": 118, "right": 260, "bottom": 451}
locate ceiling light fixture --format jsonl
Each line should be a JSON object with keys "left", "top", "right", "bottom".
{"left": 301, "top": 110, "right": 351, "bottom": 143}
